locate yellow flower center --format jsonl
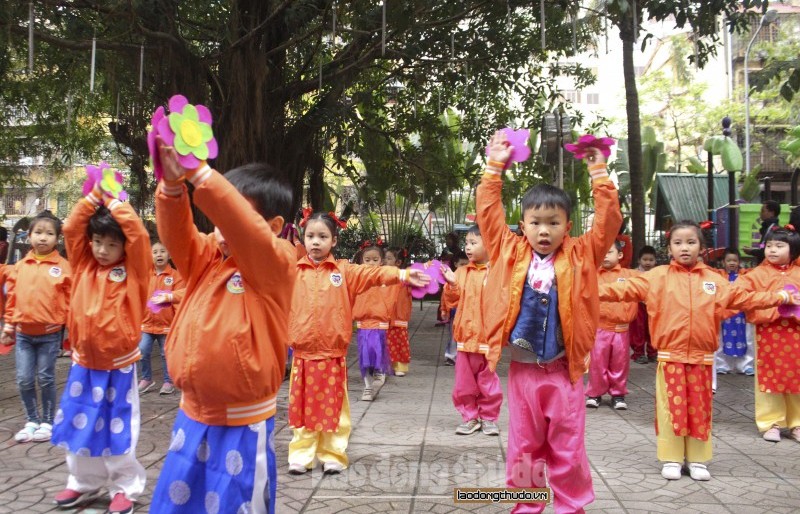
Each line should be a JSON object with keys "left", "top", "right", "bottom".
{"left": 180, "top": 120, "right": 202, "bottom": 147}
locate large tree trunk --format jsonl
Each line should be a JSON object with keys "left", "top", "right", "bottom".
{"left": 621, "top": 29, "right": 645, "bottom": 258}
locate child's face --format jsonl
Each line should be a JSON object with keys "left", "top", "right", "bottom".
{"left": 91, "top": 233, "right": 125, "bottom": 267}
{"left": 465, "top": 233, "right": 488, "bottom": 263}
{"left": 455, "top": 258, "right": 470, "bottom": 269}
{"left": 638, "top": 253, "right": 657, "bottom": 271}
{"left": 303, "top": 220, "right": 336, "bottom": 261}
{"left": 30, "top": 220, "right": 58, "bottom": 255}
{"left": 602, "top": 246, "right": 622, "bottom": 270}
{"left": 384, "top": 251, "right": 400, "bottom": 268}
{"left": 522, "top": 205, "right": 572, "bottom": 255}
{"left": 361, "top": 249, "right": 383, "bottom": 266}
{"left": 723, "top": 253, "right": 740, "bottom": 272}
{"left": 152, "top": 242, "right": 169, "bottom": 269}
{"left": 765, "top": 240, "right": 792, "bottom": 266}
{"left": 668, "top": 227, "right": 701, "bottom": 267}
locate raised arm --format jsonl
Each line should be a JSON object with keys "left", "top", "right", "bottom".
{"left": 62, "top": 188, "right": 102, "bottom": 273}
{"left": 571, "top": 162, "right": 623, "bottom": 268}
{"left": 476, "top": 134, "right": 520, "bottom": 263}
{"left": 345, "top": 262, "right": 402, "bottom": 299}
{"left": 105, "top": 198, "right": 152, "bottom": 282}
{"left": 718, "top": 281, "right": 788, "bottom": 315}
{"left": 599, "top": 274, "right": 649, "bottom": 303}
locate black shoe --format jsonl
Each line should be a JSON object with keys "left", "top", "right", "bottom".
{"left": 444, "top": 357, "right": 455, "bottom": 366}
{"left": 612, "top": 396, "right": 628, "bottom": 410}
{"left": 585, "top": 396, "right": 601, "bottom": 408}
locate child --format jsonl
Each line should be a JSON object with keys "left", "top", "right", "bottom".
{"left": 715, "top": 248, "right": 755, "bottom": 377}
{"left": 600, "top": 221, "right": 797, "bottom": 482}
{"left": 442, "top": 251, "right": 469, "bottom": 366}
{"left": 1, "top": 211, "right": 71, "bottom": 443}
{"left": 385, "top": 247, "right": 412, "bottom": 376}
{"left": 478, "top": 131, "right": 621, "bottom": 512}
{"left": 138, "top": 240, "right": 185, "bottom": 395}
{"left": 441, "top": 225, "right": 502, "bottom": 436}
{"left": 50, "top": 185, "right": 151, "bottom": 513}
{"left": 352, "top": 243, "right": 396, "bottom": 399}
{"left": 630, "top": 245, "right": 658, "bottom": 364}
{"left": 735, "top": 227, "right": 800, "bottom": 442}
{"left": 149, "top": 150, "right": 296, "bottom": 514}
{"left": 585, "top": 241, "right": 639, "bottom": 410}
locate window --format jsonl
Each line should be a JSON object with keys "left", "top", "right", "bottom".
{"left": 3, "top": 192, "right": 26, "bottom": 215}
{"left": 562, "top": 90, "right": 580, "bottom": 103}
{"left": 585, "top": 93, "right": 600, "bottom": 104}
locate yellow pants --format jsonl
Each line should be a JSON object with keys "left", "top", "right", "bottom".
{"left": 655, "top": 363, "right": 712, "bottom": 463}
{"left": 753, "top": 347, "right": 800, "bottom": 432}
{"left": 288, "top": 387, "right": 352, "bottom": 469}
{"left": 392, "top": 362, "right": 409, "bottom": 374}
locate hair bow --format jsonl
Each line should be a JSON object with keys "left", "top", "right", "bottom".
{"left": 299, "top": 207, "right": 313, "bottom": 228}
{"left": 329, "top": 212, "right": 347, "bottom": 229}
{"left": 699, "top": 220, "right": 714, "bottom": 230}
{"left": 786, "top": 224, "right": 796, "bottom": 232}
{"left": 359, "top": 238, "right": 384, "bottom": 250}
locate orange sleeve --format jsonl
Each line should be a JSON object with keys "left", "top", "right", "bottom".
{"left": 344, "top": 263, "right": 401, "bottom": 299}
{"left": 718, "top": 280, "right": 784, "bottom": 315}
{"left": 599, "top": 273, "right": 650, "bottom": 303}
{"left": 63, "top": 191, "right": 103, "bottom": 273}
{"left": 442, "top": 266, "right": 465, "bottom": 311}
{"left": 170, "top": 270, "right": 186, "bottom": 305}
{"left": 106, "top": 199, "right": 153, "bottom": 287}
{"left": 2, "top": 265, "right": 16, "bottom": 330}
{"left": 476, "top": 171, "right": 520, "bottom": 264}
{"left": 571, "top": 167, "right": 623, "bottom": 268}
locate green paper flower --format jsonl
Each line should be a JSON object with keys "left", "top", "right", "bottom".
{"left": 168, "top": 104, "right": 215, "bottom": 163}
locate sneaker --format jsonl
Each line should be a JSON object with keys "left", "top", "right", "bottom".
{"left": 322, "top": 461, "right": 345, "bottom": 474}
{"left": 687, "top": 462, "right": 711, "bottom": 481}
{"left": 661, "top": 462, "right": 682, "bottom": 480}
{"left": 372, "top": 374, "right": 386, "bottom": 397}
{"left": 455, "top": 419, "right": 481, "bottom": 435}
{"left": 14, "top": 422, "right": 38, "bottom": 443}
{"left": 361, "top": 388, "right": 373, "bottom": 402}
{"left": 763, "top": 425, "right": 782, "bottom": 442}
{"left": 395, "top": 371, "right": 406, "bottom": 377}
{"left": 788, "top": 426, "right": 800, "bottom": 442}
{"left": 744, "top": 367, "right": 755, "bottom": 376}
{"left": 159, "top": 383, "right": 175, "bottom": 395}
{"left": 612, "top": 396, "right": 628, "bottom": 410}
{"left": 444, "top": 357, "right": 455, "bottom": 366}
{"left": 288, "top": 463, "right": 309, "bottom": 475}
{"left": 716, "top": 368, "right": 729, "bottom": 375}
{"left": 481, "top": 420, "right": 500, "bottom": 436}
{"left": 585, "top": 396, "right": 601, "bottom": 408}
{"left": 108, "top": 492, "right": 134, "bottom": 514}
{"left": 634, "top": 355, "right": 649, "bottom": 365}
{"left": 137, "top": 379, "right": 154, "bottom": 394}
{"left": 32, "top": 422, "right": 53, "bottom": 442}
{"left": 54, "top": 488, "right": 102, "bottom": 509}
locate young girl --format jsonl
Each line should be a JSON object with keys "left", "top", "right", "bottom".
{"left": 1, "top": 211, "right": 71, "bottom": 444}
{"left": 715, "top": 249, "right": 755, "bottom": 378}
{"left": 385, "top": 247, "right": 413, "bottom": 377}
{"left": 287, "top": 213, "right": 428, "bottom": 475}
{"left": 353, "top": 243, "right": 396, "bottom": 398}
{"left": 138, "top": 240, "right": 185, "bottom": 395}
{"left": 600, "top": 221, "right": 797, "bottom": 481}
{"left": 735, "top": 227, "right": 800, "bottom": 442}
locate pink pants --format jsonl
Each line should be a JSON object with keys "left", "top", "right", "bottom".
{"left": 452, "top": 351, "right": 503, "bottom": 422}
{"left": 585, "top": 329, "right": 631, "bottom": 398}
{"left": 507, "top": 360, "right": 593, "bottom": 514}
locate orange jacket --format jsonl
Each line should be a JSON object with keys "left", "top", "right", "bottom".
{"left": 600, "top": 261, "right": 786, "bottom": 365}
{"left": 390, "top": 281, "right": 413, "bottom": 328}
{"left": 140, "top": 266, "right": 186, "bottom": 334}
{"left": 289, "top": 255, "right": 404, "bottom": 359}
{"left": 157, "top": 167, "right": 296, "bottom": 426}
{"left": 477, "top": 164, "right": 622, "bottom": 381}
{"left": 734, "top": 261, "right": 800, "bottom": 325}
{"left": 597, "top": 265, "right": 639, "bottom": 332}
{"left": 442, "top": 262, "right": 489, "bottom": 354}
{"left": 353, "top": 278, "right": 395, "bottom": 329}
{"left": 3, "top": 250, "right": 71, "bottom": 335}
{"left": 64, "top": 193, "right": 151, "bottom": 370}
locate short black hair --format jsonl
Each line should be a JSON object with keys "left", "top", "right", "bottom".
{"left": 638, "top": 245, "right": 656, "bottom": 258}
{"left": 224, "top": 163, "right": 293, "bottom": 222}
{"left": 667, "top": 220, "right": 704, "bottom": 248}
{"left": 764, "top": 200, "right": 781, "bottom": 217}
{"left": 612, "top": 239, "right": 623, "bottom": 252}
{"left": 764, "top": 228, "right": 800, "bottom": 261}
{"left": 30, "top": 210, "right": 62, "bottom": 238}
{"left": 466, "top": 224, "right": 481, "bottom": 237}
{"left": 723, "top": 247, "right": 740, "bottom": 259}
{"left": 87, "top": 206, "right": 125, "bottom": 243}
{"left": 521, "top": 184, "right": 572, "bottom": 219}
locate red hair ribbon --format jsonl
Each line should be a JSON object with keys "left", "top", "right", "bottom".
{"left": 329, "top": 212, "right": 347, "bottom": 229}
{"left": 359, "top": 238, "right": 384, "bottom": 250}
{"left": 699, "top": 220, "right": 714, "bottom": 230}
{"left": 785, "top": 224, "right": 796, "bottom": 232}
{"left": 299, "top": 207, "right": 313, "bottom": 228}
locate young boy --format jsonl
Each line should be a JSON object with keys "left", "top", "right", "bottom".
{"left": 630, "top": 245, "right": 658, "bottom": 364}
{"left": 715, "top": 249, "right": 755, "bottom": 378}
{"left": 586, "top": 241, "right": 639, "bottom": 410}
{"left": 441, "top": 226, "right": 503, "bottom": 436}
{"left": 149, "top": 148, "right": 296, "bottom": 514}
{"left": 138, "top": 239, "right": 185, "bottom": 395}
{"left": 478, "top": 130, "right": 621, "bottom": 513}
{"left": 51, "top": 184, "right": 152, "bottom": 514}
{"left": 442, "top": 251, "right": 469, "bottom": 365}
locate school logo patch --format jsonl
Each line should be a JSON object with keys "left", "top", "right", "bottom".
{"left": 702, "top": 281, "right": 716, "bottom": 295}
{"left": 49, "top": 266, "right": 62, "bottom": 278}
{"left": 226, "top": 272, "right": 245, "bottom": 294}
{"left": 108, "top": 267, "right": 127, "bottom": 283}
{"left": 617, "top": 277, "right": 626, "bottom": 282}
{"left": 164, "top": 277, "right": 174, "bottom": 286}
{"left": 330, "top": 273, "right": 343, "bottom": 287}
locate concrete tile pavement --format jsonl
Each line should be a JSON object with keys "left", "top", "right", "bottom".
{"left": 0, "top": 302, "right": 798, "bottom": 513}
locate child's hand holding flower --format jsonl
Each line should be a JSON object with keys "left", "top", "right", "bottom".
{"left": 487, "top": 130, "right": 513, "bottom": 166}
{"left": 406, "top": 269, "right": 432, "bottom": 288}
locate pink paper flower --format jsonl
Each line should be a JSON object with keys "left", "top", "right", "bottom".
{"left": 82, "top": 161, "right": 110, "bottom": 196}
{"left": 779, "top": 284, "right": 800, "bottom": 319}
{"left": 564, "top": 134, "right": 615, "bottom": 160}
{"left": 408, "top": 259, "right": 447, "bottom": 299}
{"left": 82, "top": 162, "right": 128, "bottom": 201}
{"left": 147, "top": 106, "right": 166, "bottom": 182}
{"left": 147, "top": 290, "right": 173, "bottom": 314}
{"left": 485, "top": 128, "right": 532, "bottom": 168}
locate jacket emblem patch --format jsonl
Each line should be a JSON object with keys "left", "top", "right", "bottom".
{"left": 109, "top": 267, "right": 127, "bottom": 283}
{"left": 49, "top": 266, "right": 62, "bottom": 278}
{"left": 702, "top": 281, "right": 716, "bottom": 295}
{"left": 330, "top": 273, "right": 343, "bottom": 287}
{"left": 164, "top": 276, "right": 174, "bottom": 286}
{"left": 227, "top": 272, "right": 245, "bottom": 294}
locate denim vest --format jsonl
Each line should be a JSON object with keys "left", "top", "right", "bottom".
{"left": 509, "top": 281, "right": 564, "bottom": 362}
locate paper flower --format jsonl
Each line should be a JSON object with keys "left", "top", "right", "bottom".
{"left": 408, "top": 259, "right": 447, "bottom": 299}
{"left": 82, "top": 162, "right": 128, "bottom": 201}
{"left": 564, "top": 134, "right": 615, "bottom": 160}
{"left": 146, "top": 290, "right": 173, "bottom": 314}
{"left": 778, "top": 284, "right": 800, "bottom": 320}
{"left": 485, "top": 128, "right": 532, "bottom": 168}
{"left": 83, "top": 161, "right": 110, "bottom": 196}
{"left": 147, "top": 94, "right": 218, "bottom": 180}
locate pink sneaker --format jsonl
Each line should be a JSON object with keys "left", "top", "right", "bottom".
{"left": 108, "top": 492, "right": 134, "bottom": 514}
{"left": 137, "top": 379, "right": 154, "bottom": 394}
{"left": 54, "top": 488, "right": 101, "bottom": 509}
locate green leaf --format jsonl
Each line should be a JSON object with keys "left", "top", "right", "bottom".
{"left": 780, "top": 82, "right": 795, "bottom": 102}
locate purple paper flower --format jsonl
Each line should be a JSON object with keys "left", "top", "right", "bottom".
{"left": 408, "top": 259, "right": 447, "bottom": 299}
{"left": 564, "top": 134, "right": 615, "bottom": 160}
{"left": 147, "top": 289, "right": 173, "bottom": 314}
{"left": 779, "top": 284, "right": 800, "bottom": 319}
{"left": 82, "top": 161, "right": 110, "bottom": 196}
{"left": 485, "top": 128, "right": 532, "bottom": 168}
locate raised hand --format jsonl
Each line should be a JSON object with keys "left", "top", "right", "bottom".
{"left": 583, "top": 146, "right": 606, "bottom": 166}
{"left": 157, "top": 135, "right": 190, "bottom": 182}
{"left": 441, "top": 264, "right": 456, "bottom": 285}
{"left": 487, "top": 130, "right": 513, "bottom": 166}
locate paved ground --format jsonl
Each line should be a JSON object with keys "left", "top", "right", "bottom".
{"left": 1, "top": 302, "right": 799, "bottom": 513}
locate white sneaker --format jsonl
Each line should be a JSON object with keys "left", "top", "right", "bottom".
{"left": 661, "top": 462, "right": 682, "bottom": 480}
{"left": 585, "top": 397, "right": 600, "bottom": 408}
{"left": 14, "top": 422, "right": 38, "bottom": 443}
{"left": 287, "top": 463, "right": 308, "bottom": 475}
{"left": 32, "top": 422, "right": 52, "bottom": 442}
{"left": 361, "top": 388, "right": 373, "bottom": 402}
{"left": 687, "top": 462, "right": 711, "bottom": 481}
{"left": 763, "top": 425, "right": 781, "bottom": 442}
{"left": 322, "top": 461, "right": 345, "bottom": 474}
{"left": 455, "top": 419, "right": 481, "bottom": 435}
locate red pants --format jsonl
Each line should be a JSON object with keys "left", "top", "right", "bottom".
{"left": 506, "top": 360, "right": 593, "bottom": 513}
{"left": 629, "top": 304, "right": 656, "bottom": 360}
{"left": 452, "top": 351, "right": 502, "bottom": 422}
{"left": 585, "top": 329, "right": 630, "bottom": 397}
